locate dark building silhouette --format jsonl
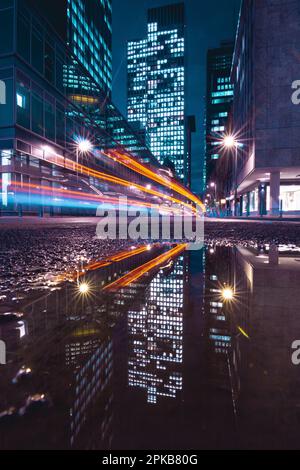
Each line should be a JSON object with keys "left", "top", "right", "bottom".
{"left": 217, "top": 0, "right": 300, "bottom": 216}
{"left": 205, "top": 41, "right": 234, "bottom": 191}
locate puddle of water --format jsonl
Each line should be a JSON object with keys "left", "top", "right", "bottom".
{"left": 1, "top": 243, "right": 300, "bottom": 450}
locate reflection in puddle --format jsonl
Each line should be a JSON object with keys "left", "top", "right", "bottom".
{"left": 128, "top": 256, "right": 184, "bottom": 404}
{"left": 1, "top": 244, "right": 300, "bottom": 449}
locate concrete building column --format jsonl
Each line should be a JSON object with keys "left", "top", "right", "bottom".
{"left": 259, "top": 183, "right": 267, "bottom": 216}
{"left": 270, "top": 171, "right": 281, "bottom": 216}
{"left": 239, "top": 195, "right": 243, "bottom": 216}
{"left": 246, "top": 192, "right": 250, "bottom": 217}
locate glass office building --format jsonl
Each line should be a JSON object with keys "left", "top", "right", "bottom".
{"left": 205, "top": 41, "right": 234, "bottom": 189}
{"left": 127, "top": 3, "right": 186, "bottom": 181}
{"left": 28, "top": 0, "right": 112, "bottom": 94}
{"left": 0, "top": 0, "right": 162, "bottom": 215}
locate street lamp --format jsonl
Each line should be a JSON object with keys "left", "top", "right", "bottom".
{"left": 210, "top": 181, "right": 217, "bottom": 204}
{"left": 223, "top": 135, "right": 237, "bottom": 149}
{"left": 78, "top": 282, "right": 90, "bottom": 295}
{"left": 76, "top": 139, "right": 93, "bottom": 181}
{"left": 222, "top": 134, "right": 239, "bottom": 217}
{"left": 77, "top": 139, "right": 93, "bottom": 153}
{"left": 221, "top": 286, "right": 234, "bottom": 302}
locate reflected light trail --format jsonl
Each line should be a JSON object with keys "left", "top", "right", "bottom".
{"left": 58, "top": 244, "right": 159, "bottom": 283}
{"left": 103, "top": 244, "right": 187, "bottom": 290}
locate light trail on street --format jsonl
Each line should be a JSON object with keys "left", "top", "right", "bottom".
{"left": 4, "top": 180, "right": 184, "bottom": 215}
{"left": 103, "top": 149, "right": 205, "bottom": 210}
{"left": 39, "top": 148, "right": 202, "bottom": 215}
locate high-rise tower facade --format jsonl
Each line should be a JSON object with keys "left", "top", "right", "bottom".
{"left": 29, "top": 0, "right": 112, "bottom": 94}
{"left": 205, "top": 41, "right": 234, "bottom": 189}
{"left": 127, "top": 3, "right": 186, "bottom": 180}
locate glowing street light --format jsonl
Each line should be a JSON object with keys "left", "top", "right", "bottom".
{"left": 209, "top": 181, "right": 217, "bottom": 205}
{"left": 75, "top": 138, "right": 93, "bottom": 181}
{"left": 222, "top": 134, "right": 240, "bottom": 216}
{"left": 222, "top": 134, "right": 238, "bottom": 149}
{"left": 78, "top": 282, "right": 90, "bottom": 295}
{"left": 77, "top": 139, "right": 93, "bottom": 153}
{"left": 221, "top": 287, "right": 234, "bottom": 302}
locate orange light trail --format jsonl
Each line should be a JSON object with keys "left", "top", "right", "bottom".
{"left": 105, "top": 149, "right": 205, "bottom": 211}
{"left": 103, "top": 243, "right": 187, "bottom": 291}
{"left": 39, "top": 149, "right": 199, "bottom": 215}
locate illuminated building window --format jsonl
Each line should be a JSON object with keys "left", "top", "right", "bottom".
{"left": 16, "top": 93, "right": 26, "bottom": 108}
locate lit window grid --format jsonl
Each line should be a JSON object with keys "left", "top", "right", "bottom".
{"left": 127, "top": 24, "right": 185, "bottom": 180}
{"left": 68, "top": 0, "right": 112, "bottom": 91}
{"left": 127, "top": 258, "right": 184, "bottom": 404}
{"left": 68, "top": 339, "right": 113, "bottom": 442}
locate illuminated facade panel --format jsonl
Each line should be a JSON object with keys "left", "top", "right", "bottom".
{"left": 67, "top": 0, "right": 112, "bottom": 94}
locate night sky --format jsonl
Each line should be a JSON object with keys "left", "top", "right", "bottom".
{"left": 112, "top": 0, "right": 241, "bottom": 192}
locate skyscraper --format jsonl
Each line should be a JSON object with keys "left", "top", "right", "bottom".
{"left": 205, "top": 41, "right": 234, "bottom": 189}
{"left": 127, "top": 3, "right": 186, "bottom": 181}
{"left": 29, "top": 0, "right": 112, "bottom": 94}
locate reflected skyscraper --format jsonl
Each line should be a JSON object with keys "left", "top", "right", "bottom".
{"left": 204, "top": 247, "right": 233, "bottom": 391}
{"left": 233, "top": 245, "right": 300, "bottom": 447}
{"left": 65, "top": 327, "right": 114, "bottom": 449}
{"left": 128, "top": 256, "right": 185, "bottom": 404}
